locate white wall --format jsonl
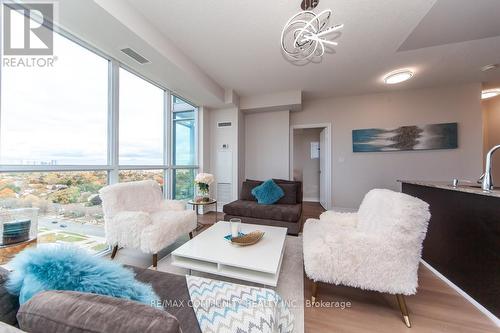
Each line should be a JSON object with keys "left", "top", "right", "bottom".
{"left": 291, "top": 83, "right": 484, "bottom": 208}
{"left": 240, "top": 90, "right": 302, "bottom": 112}
{"left": 483, "top": 96, "right": 500, "bottom": 183}
{"left": 245, "top": 110, "right": 290, "bottom": 180}
{"left": 293, "top": 128, "right": 321, "bottom": 201}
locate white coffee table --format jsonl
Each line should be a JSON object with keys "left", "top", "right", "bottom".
{"left": 171, "top": 221, "right": 287, "bottom": 286}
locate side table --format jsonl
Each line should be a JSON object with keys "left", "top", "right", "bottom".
{"left": 187, "top": 199, "right": 218, "bottom": 232}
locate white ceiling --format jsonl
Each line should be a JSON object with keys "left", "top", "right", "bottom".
{"left": 399, "top": 0, "right": 500, "bottom": 51}
{"left": 55, "top": 0, "right": 500, "bottom": 106}
{"left": 121, "top": 0, "right": 500, "bottom": 100}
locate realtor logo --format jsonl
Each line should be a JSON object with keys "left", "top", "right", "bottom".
{"left": 3, "top": 2, "right": 54, "bottom": 55}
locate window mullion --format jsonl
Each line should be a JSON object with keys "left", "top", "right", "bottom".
{"left": 165, "top": 91, "right": 172, "bottom": 198}
{"left": 194, "top": 107, "right": 199, "bottom": 166}
{"left": 108, "top": 60, "right": 119, "bottom": 184}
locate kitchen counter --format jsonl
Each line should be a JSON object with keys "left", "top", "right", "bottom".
{"left": 400, "top": 181, "right": 500, "bottom": 318}
{"left": 398, "top": 180, "right": 500, "bottom": 198}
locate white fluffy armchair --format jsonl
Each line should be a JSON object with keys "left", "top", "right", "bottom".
{"left": 303, "top": 189, "right": 430, "bottom": 327}
{"left": 99, "top": 180, "right": 197, "bottom": 267}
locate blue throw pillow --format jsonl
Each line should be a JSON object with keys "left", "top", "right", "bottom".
{"left": 251, "top": 179, "right": 284, "bottom": 204}
{"left": 6, "top": 245, "right": 160, "bottom": 306}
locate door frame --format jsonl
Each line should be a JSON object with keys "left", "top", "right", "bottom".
{"left": 289, "top": 123, "right": 332, "bottom": 210}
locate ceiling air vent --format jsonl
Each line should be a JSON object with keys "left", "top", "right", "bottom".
{"left": 217, "top": 121, "right": 232, "bottom": 128}
{"left": 120, "top": 48, "right": 150, "bottom": 64}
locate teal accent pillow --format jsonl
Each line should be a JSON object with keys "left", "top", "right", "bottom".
{"left": 251, "top": 179, "right": 284, "bottom": 205}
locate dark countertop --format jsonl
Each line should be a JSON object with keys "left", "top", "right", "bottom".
{"left": 398, "top": 180, "right": 500, "bottom": 199}
{"left": 401, "top": 182, "right": 500, "bottom": 317}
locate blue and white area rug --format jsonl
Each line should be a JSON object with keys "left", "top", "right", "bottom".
{"left": 153, "top": 235, "right": 304, "bottom": 333}
{"left": 187, "top": 275, "right": 294, "bottom": 333}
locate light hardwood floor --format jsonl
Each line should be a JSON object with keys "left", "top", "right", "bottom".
{"left": 112, "top": 203, "right": 499, "bottom": 333}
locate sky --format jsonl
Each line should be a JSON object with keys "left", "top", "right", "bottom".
{"left": 1, "top": 10, "right": 195, "bottom": 166}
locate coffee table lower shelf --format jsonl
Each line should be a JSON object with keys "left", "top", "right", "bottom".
{"left": 171, "top": 253, "right": 283, "bottom": 287}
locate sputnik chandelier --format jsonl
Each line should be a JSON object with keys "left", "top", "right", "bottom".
{"left": 281, "top": 0, "right": 344, "bottom": 62}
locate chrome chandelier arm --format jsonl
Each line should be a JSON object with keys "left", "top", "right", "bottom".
{"left": 281, "top": 8, "right": 344, "bottom": 62}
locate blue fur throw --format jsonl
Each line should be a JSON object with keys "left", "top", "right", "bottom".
{"left": 6, "top": 245, "right": 160, "bottom": 306}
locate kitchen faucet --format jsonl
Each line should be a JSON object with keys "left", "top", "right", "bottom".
{"left": 482, "top": 144, "right": 500, "bottom": 191}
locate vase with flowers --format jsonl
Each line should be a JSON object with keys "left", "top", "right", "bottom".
{"left": 194, "top": 173, "right": 214, "bottom": 203}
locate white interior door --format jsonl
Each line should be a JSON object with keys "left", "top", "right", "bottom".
{"left": 319, "top": 128, "right": 327, "bottom": 209}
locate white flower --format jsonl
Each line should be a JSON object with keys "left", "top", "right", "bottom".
{"left": 195, "top": 173, "right": 214, "bottom": 185}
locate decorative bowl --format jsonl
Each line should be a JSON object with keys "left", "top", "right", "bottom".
{"left": 230, "top": 231, "right": 265, "bottom": 246}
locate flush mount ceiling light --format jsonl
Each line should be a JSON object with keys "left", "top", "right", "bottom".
{"left": 384, "top": 69, "right": 414, "bottom": 84}
{"left": 481, "top": 88, "right": 500, "bottom": 99}
{"left": 281, "top": 0, "right": 344, "bottom": 62}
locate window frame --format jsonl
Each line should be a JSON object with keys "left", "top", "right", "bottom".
{"left": 170, "top": 95, "right": 198, "bottom": 199}
{"left": 171, "top": 97, "right": 198, "bottom": 167}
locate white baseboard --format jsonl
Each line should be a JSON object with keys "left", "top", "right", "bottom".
{"left": 420, "top": 260, "right": 500, "bottom": 327}
{"left": 303, "top": 197, "right": 319, "bottom": 202}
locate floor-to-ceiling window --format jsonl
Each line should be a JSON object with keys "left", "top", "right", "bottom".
{"left": 118, "top": 68, "right": 168, "bottom": 189}
{"left": 119, "top": 68, "right": 164, "bottom": 166}
{"left": 0, "top": 16, "right": 110, "bottom": 253}
{"left": 0, "top": 4, "right": 198, "bottom": 253}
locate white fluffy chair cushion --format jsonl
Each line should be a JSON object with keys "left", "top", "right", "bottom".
{"left": 303, "top": 189, "right": 430, "bottom": 295}
{"left": 99, "top": 180, "right": 197, "bottom": 255}
{"left": 357, "top": 189, "right": 429, "bottom": 236}
{"left": 319, "top": 211, "right": 358, "bottom": 228}
{"left": 160, "top": 200, "right": 187, "bottom": 211}
{"left": 105, "top": 211, "right": 152, "bottom": 249}
{"left": 140, "top": 210, "right": 197, "bottom": 254}
{"left": 99, "top": 180, "right": 163, "bottom": 217}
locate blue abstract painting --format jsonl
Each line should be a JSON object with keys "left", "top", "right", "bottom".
{"left": 352, "top": 122, "right": 458, "bottom": 152}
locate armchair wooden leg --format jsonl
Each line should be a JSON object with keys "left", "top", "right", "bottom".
{"left": 311, "top": 281, "right": 318, "bottom": 303}
{"left": 152, "top": 253, "right": 158, "bottom": 269}
{"left": 396, "top": 294, "right": 411, "bottom": 328}
{"left": 189, "top": 232, "right": 193, "bottom": 239}
{"left": 110, "top": 245, "right": 118, "bottom": 260}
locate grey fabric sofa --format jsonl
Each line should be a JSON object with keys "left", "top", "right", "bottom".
{"left": 0, "top": 266, "right": 201, "bottom": 333}
{"left": 223, "top": 179, "right": 303, "bottom": 235}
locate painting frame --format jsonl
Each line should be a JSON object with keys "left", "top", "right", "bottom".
{"left": 352, "top": 122, "right": 458, "bottom": 153}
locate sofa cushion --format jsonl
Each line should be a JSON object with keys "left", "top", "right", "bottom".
{"left": 247, "top": 179, "right": 302, "bottom": 203}
{"left": 273, "top": 179, "right": 303, "bottom": 203}
{"left": 131, "top": 267, "right": 201, "bottom": 333}
{"left": 0, "top": 267, "right": 19, "bottom": 326}
{"left": 240, "top": 180, "right": 261, "bottom": 201}
{"left": 17, "top": 291, "right": 181, "bottom": 333}
{"left": 276, "top": 183, "right": 297, "bottom": 205}
{"left": 251, "top": 180, "right": 284, "bottom": 205}
{"left": 223, "top": 200, "right": 302, "bottom": 222}
{"left": 242, "top": 180, "right": 297, "bottom": 204}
